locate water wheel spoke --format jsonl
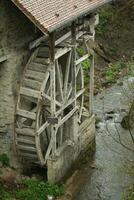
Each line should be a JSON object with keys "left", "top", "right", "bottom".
{"left": 36, "top": 121, "right": 49, "bottom": 136}
{"left": 42, "top": 93, "right": 61, "bottom": 107}
{"left": 56, "top": 60, "right": 64, "bottom": 101}
{"left": 67, "top": 83, "right": 72, "bottom": 100}
{"left": 64, "top": 51, "right": 72, "bottom": 96}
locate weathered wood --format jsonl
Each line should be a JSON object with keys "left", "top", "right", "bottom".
{"left": 89, "top": 55, "right": 94, "bottom": 114}
{"left": 25, "top": 70, "right": 45, "bottom": 82}
{"left": 55, "top": 88, "right": 85, "bottom": 116}
{"left": 64, "top": 51, "right": 72, "bottom": 97}
{"left": 29, "top": 35, "right": 48, "bottom": 50}
{"left": 20, "top": 87, "right": 41, "bottom": 99}
{"left": 35, "top": 135, "right": 45, "bottom": 165}
{"left": 18, "top": 145, "right": 36, "bottom": 152}
{"left": 56, "top": 60, "right": 64, "bottom": 101}
{"left": 75, "top": 54, "right": 89, "bottom": 66}
{"left": 23, "top": 78, "right": 42, "bottom": 90}
{"left": 37, "top": 121, "right": 49, "bottom": 136}
{"left": 42, "top": 93, "right": 61, "bottom": 107}
{"left": 17, "top": 138, "right": 35, "bottom": 145}
{"left": 16, "top": 109, "right": 36, "bottom": 120}
{"left": 16, "top": 128, "right": 35, "bottom": 136}
{"left": 29, "top": 62, "right": 48, "bottom": 73}
{"left": 56, "top": 106, "right": 78, "bottom": 128}
{"left": 35, "top": 57, "right": 50, "bottom": 65}
{"left": 18, "top": 152, "right": 38, "bottom": 159}
{"left": 55, "top": 47, "right": 71, "bottom": 59}
{"left": 50, "top": 64, "right": 56, "bottom": 156}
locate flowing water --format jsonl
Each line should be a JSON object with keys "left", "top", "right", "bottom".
{"left": 74, "top": 77, "right": 134, "bottom": 200}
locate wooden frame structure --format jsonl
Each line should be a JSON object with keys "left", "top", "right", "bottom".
{"left": 15, "top": 14, "right": 98, "bottom": 166}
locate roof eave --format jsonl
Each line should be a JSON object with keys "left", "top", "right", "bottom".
{"left": 11, "top": 0, "right": 112, "bottom": 35}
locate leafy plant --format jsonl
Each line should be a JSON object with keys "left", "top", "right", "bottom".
{"left": 0, "top": 154, "right": 10, "bottom": 166}
{"left": 96, "top": 7, "right": 113, "bottom": 35}
{"left": 15, "top": 179, "right": 64, "bottom": 200}
{"left": 0, "top": 184, "right": 11, "bottom": 200}
{"left": 76, "top": 48, "right": 91, "bottom": 70}
{"left": 106, "top": 62, "right": 126, "bottom": 82}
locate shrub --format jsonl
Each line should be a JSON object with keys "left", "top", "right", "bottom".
{"left": 0, "top": 154, "right": 10, "bottom": 166}
{"left": 15, "top": 179, "right": 64, "bottom": 200}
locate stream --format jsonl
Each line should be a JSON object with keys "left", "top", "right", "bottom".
{"left": 74, "top": 77, "right": 134, "bottom": 200}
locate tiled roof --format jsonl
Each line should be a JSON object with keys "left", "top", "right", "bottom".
{"left": 11, "top": 0, "right": 112, "bottom": 34}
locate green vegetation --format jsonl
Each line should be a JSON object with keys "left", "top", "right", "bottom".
{"left": 0, "top": 184, "right": 12, "bottom": 200}
{"left": 122, "top": 185, "right": 134, "bottom": 200}
{"left": 0, "top": 154, "right": 10, "bottom": 166}
{"left": 105, "top": 61, "right": 126, "bottom": 82}
{"left": 0, "top": 179, "right": 64, "bottom": 200}
{"left": 96, "top": 7, "right": 114, "bottom": 36}
{"left": 76, "top": 47, "right": 91, "bottom": 70}
{"left": 16, "top": 179, "right": 64, "bottom": 200}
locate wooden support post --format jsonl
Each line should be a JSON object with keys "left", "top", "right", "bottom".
{"left": 89, "top": 54, "right": 94, "bottom": 115}
{"left": 71, "top": 21, "right": 76, "bottom": 105}
{"left": 49, "top": 32, "right": 57, "bottom": 157}
{"left": 71, "top": 21, "right": 78, "bottom": 142}
{"left": 89, "top": 14, "right": 96, "bottom": 115}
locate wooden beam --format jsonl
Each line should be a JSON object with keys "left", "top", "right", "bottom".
{"left": 55, "top": 47, "right": 71, "bottom": 59}
{"left": 37, "top": 121, "right": 49, "bottom": 136}
{"left": 16, "top": 109, "right": 36, "bottom": 120}
{"left": 56, "top": 106, "right": 78, "bottom": 129}
{"left": 75, "top": 54, "right": 89, "bottom": 66}
{"left": 55, "top": 88, "right": 85, "bottom": 116}
{"left": 29, "top": 35, "right": 48, "bottom": 50}
{"left": 89, "top": 55, "right": 94, "bottom": 115}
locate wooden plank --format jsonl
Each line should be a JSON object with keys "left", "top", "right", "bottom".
{"left": 55, "top": 47, "right": 71, "bottom": 59}
{"left": 55, "top": 31, "right": 71, "bottom": 46}
{"left": 16, "top": 109, "right": 36, "bottom": 120}
{"left": 35, "top": 135, "right": 45, "bottom": 166}
{"left": 56, "top": 106, "right": 78, "bottom": 128}
{"left": 28, "top": 62, "right": 48, "bottom": 73}
{"left": 18, "top": 145, "right": 36, "bottom": 152}
{"left": 56, "top": 60, "right": 64, "bottom": 101}
{"left": 42, "top": 93, "right": 61, "bottom": 107}
{"left": 37, "top": 49, "right": 49, "bottom": 58}
{"left": 29, "top": 35, "right": 48, "bottom": 50}
{"left": 89, "top": 55, "right": 94, "bottom": 114}
{"left": 55, "top": 88, "right": 85, "bottom": 116}
{"left": 50, "top": 64, "right": 56, "bottom": 156}
{"left": 64, "top": 51, "right": 72, "bottom": 97}
{"left": 17, "top": 138, "right": 35, "bottom": 145}
{"left": 18, "top": 152, "right": 38, "bottom": 159}
{"left": 25, "top": 70, "right": 45, "bottom": 82}
{"left": 23, "top": 78, "right": 41, "bottom": 90}
{"left": 44, "top": 136, "right": 53, "bottom": 162}
{"left": 16, "top": 128, "right": 35, "bottom": 136}
{"left": 75, "top": 54, "right": 89, "bottom": 66}
{"left": 29, "top": 25, "right": 85, "bottom": 50}
{"left": 20, "top": 87, "right": 41, "bottom": 99}
{"left": 36, "top": 121, "right": 49, "bottom": 136}
{"left": 34, "top": 57, "right": 49, "bottom": 65}
{"left": 67, "top": 84, "right": 72, "bottom": 100}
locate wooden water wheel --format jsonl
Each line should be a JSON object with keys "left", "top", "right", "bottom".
{"left": 15, "top": 28, "right": 91, "bottom": 166}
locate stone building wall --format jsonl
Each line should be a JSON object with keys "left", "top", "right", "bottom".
{"left": 0, "top": 0, "right": 40, "bottom": 166}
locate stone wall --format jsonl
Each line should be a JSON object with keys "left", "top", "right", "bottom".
{"left": 0, "top": 0, "right": 40, "bottom": 166}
